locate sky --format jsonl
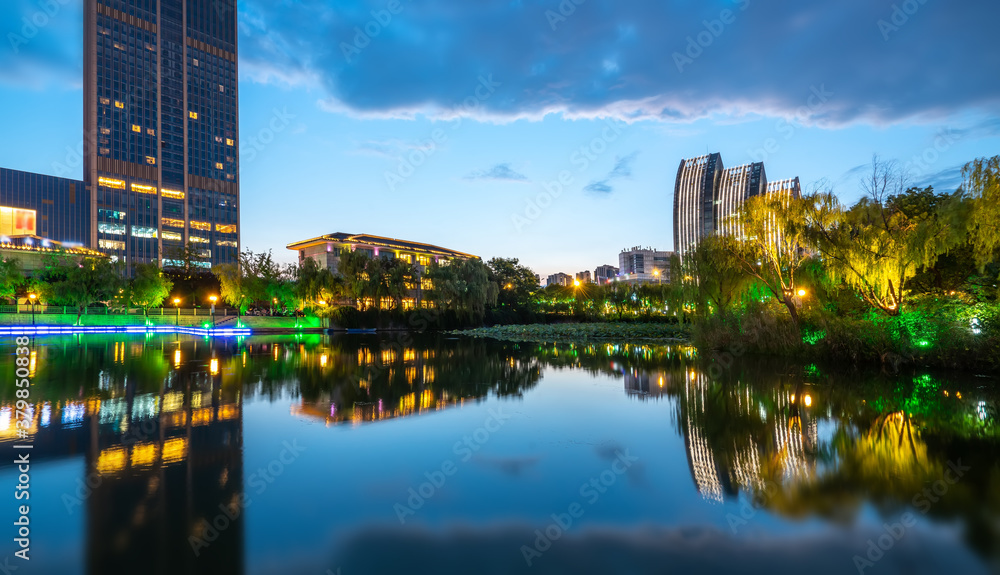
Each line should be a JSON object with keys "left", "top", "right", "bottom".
{"left": 0, "top": 0, "right": 998, "bottom": 279}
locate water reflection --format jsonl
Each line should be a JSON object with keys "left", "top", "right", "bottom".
{"left": 0, "top": 335, "right": 997, "bottom": 574}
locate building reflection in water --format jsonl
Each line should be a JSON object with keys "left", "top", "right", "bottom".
{"left": 0, "top": 337, "right": 244, "bottom": 575}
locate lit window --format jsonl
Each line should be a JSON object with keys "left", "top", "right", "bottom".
{"left": 217, "top": 240, "right": 237, "bottom": 247}
{"left": 226, "top": 138, "right": 234, "bottom": 146}
{"left": 131, "top": 183, "right": 157, "bottom": 194}
{"left": 98, "top": 239, "right": 126, "bottom": 250}
{"left": 98, "top": 209, "right": 126, "bottom": 220}
{"left": 99, "top": 97, "right": 110, "bottom": 105}
{"left": 114, "top": 101, "right": 124, "bottom": 109}
{"left": 98, "top": 177, "right": 126, "bottom": 190}
{"left": 399, "top": 254, "right": 413, "bottom": 263}
{"left": 131, "top": 226, "right": 157, "bottom": 239}
{"left": 190, "top": 221, "right": 211, "bottom": 231}
{"left": 161, "top": 189, "right": 185, "bottom": 199}
{"left": 145, "top": 156, "right": 156, "bottom": 165}
{"left": 196, "top": 249, "right": 211, "bottom": 259}
{"left": 215, "top": 136, "right": 223, "bottom": 143}
{"left": 215, "top": 162, "right": 224, "bottom": 170}
{"left": 98, "top": 222, "right": 126, "bottom": 235}
{"left": 99, "top": 148, "right": 110, "bottom": 156}
{"left": 100, "top": 127, "right": 110, "bottom": 135}
{"left": 161, "top": 231, "right": 182, "bottom": 241}
{"left": 189, "top": 236, "right": 210, "bottom": 244}
{"left": 161, "top": 218, "right": 185, "bottom": 228}
{"left": 132, "top": 125, "right": 141, "bottom": 132}
{"left": 417, "top": 255, "right": 431, "bottom": 267}
{"left": 146, "top": 128, "right": 155, "bottom": 136}
{"left": 215, "top": 224, "right": 236, "bottom": 234}
{"left": 219, "top": 84, "right": 224, "bottom": 92}
{"left": 193, "top": 58, "right": 199, "bottom": 66}
{"left": 189, "top": 111, "right": 198, "bottom": 119}
{"left": 193, "top": 261, "right": 211, "bottom": 269}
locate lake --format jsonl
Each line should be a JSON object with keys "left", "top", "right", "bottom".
{"left": 1, "top": 334, "right": 997, "bottom": 574}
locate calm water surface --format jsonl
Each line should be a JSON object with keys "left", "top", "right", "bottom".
{"left": 0, "top": 334, "right": 998, "bottom": 574}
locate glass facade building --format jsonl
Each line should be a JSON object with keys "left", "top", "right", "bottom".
{"left": 0, "top": 168, "right": 89, "bottom": 246}
{"left": 84, "top": 0, "right": 240, "bottom": 269}
{"left": 673, "top": 153, "right": 796, "bottom": 258}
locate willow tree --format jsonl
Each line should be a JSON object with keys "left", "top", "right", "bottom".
{"left": 804, "top": 157, "right": 960, "bottom": 315}
{"left": 961, "top": 156, "right": 1000, "bottom": 271}
{"left": 727, "top": 191, "right": 813, "bottom": 326}
{"left": 682, "top": 235, "right": 751, "bottom": 318}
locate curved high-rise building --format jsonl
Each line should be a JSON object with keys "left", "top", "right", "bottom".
{"left": 673, "top": 153, "right": 723, "bottom": 258}
{"left": 674, "top": 153, "right": 793, "bottom": 257}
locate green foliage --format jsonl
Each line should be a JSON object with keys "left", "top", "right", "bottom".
{"left": 961, "top": 155, "right": 1000, "bottom": 270}
{"left": 0, "top": 258, "right": 23, "bottom": 302}
{"left": 682, "top": 235, "right": 750, "bottom": 317}
{"left": 127, "top": 263, "right": 174, "bottom": 313}
{"left": 487, "top": 257, "right": 539, "bottom": 316}
{"left": 40, "top": 256, "right": 122, "bottom": 323}
{"left": 425, "top": 258, "right": 498, "bottom": 323}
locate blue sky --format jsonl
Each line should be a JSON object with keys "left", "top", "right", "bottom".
{"left": 1, "top": 0, "right": 998, "bottom": 278}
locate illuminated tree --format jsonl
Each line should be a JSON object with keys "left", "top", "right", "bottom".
{"left": 727, "top": 191, "right": 813, "bottom": 326}
{"left": 961, "top": 156, "right": 1000, "bottom": 272}
{"left": 128, "top": 263, "right": 173, "bottom": 315}
{"left": 214, "top": 263, "right": 252, "bottom": 314}
{"left": 425, "top": 259, "right": 498, "bottom": 323}
{"left": 682, "top": 235, "right": 751, "bottom": 317}
{"left": 804, "top": 157, "right": 961, "bottom": 315}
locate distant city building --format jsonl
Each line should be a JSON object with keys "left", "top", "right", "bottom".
{"left": 546, "top": 273, "right": 573, "bottom": 287}
{"left": 673, "top": 153, "right": 800, "bottom": 257}
{"left": 618, "top": 246, "right": 675, "bottom": 284}
{"left": 0, "top": 169, "right": 90, "bottom": 247}
{"left": 594, "top": 265, "right": 619, "bottom": 284}
{"left": 575, "top": 271, "right": 592, "bottom": 284}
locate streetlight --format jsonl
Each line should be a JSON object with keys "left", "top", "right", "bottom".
{"left": 173, "top": 297, "right": 181, "bottom": 326}
{"left": 573, "top": 280, "right": 580, "bottom": 287}
{"left": 28, "top": 293, "right": 36, "bottom": 326}
{"left": 209, "top": 295, "right": 218, "bottom": 326}
{"left": 653, "top": 270, "right": 661, "bottom": 285}
{"left": 797, "top": 289, "right": 807, "bottom": 298}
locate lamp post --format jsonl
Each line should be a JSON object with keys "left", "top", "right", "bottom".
{"left": 653, "top": 270, "right": 661, "bottom": 285}
{"left": 28, "top": 293, "right": 36, "bottom": 326}
{"left": 173, "top": 298, "right": 181, "bottom": 326}
{"left": 209, "top": 295, "right": 218, "bottom": 327}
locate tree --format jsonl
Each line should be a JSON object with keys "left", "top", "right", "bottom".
{"left": 48, "top": 256, "right": 122, "bottom": 325}
{"left": 726, "top": 191, "right": 814, "bottom": 326}
{"left": 804, "top": 157, "right": 961, "bottom": 315}
{"left": 425, "top": 259, "right": 498, "bottom": 323}
{"left": 295, "top": 257, "right": 344, "bottom": 311}
{"left": 214, "top": 263, "right": 252, "bottom": 314}
{"left": 0, "top": 258, "right": 23, "bottom": 303}
{"left": 961, "top": 156, "right": 1000, "bottom": 271}
{"left": 487, "top": 257, "right": 539, "bottom": 315}
{"left": 163, "top": 242, "right": 219, "bottom": 307}
{"left": 682, "top": 235, "right": 750, "bottom": 317}
{"left": 128, "top": 263, "right": 173, "bottom": 315}
{"left": 239, "top": 249, "right": 292, "bottom": 313}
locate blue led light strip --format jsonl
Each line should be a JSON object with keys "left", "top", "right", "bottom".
{"left": 0, "top": 325, "right": 252, "bottom": 337}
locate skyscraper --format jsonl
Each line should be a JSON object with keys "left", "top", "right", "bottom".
{"left": 673, "top": 153, "right": 794, "bottom": 256}
{"left": 84, "top": 0, "right": 240, "bottom": 270}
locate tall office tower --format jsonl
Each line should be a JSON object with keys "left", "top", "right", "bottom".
{"left": 673, "top": 153, "right": 723, "bottom": 258}
{"left": 715, "top": 161, "right": 766, "bottom": 239}
{"left": 84, "top": 0, "right": 240, "bottom": 270}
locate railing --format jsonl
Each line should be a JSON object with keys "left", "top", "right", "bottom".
{"left": 0, "top": 305, "right": 239, "bottom": 316}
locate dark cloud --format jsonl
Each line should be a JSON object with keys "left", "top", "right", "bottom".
{"left": 918, "top": 164, "right": 965, "bottom": 193}
{"left": 465, "top": 163, "right": 529, "bottom": 182}
{"left": 237, "top": 0, "right": 1000, "bottom": 125}
{"left": 584, "top": 151, "right": 638, "bottom": 193}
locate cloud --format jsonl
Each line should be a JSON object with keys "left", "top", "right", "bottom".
{"left": 0, "top": 0, "right": 83, "bottom": 88}
{"left": 584, "top": 151, "right": 638, "bottom": 194}
{"left": 235, "top": 0, "right": 1000, "bottom": 126}
{"left": 917, "top": 164, "right": 965, "bottom": 193}
{"left": 465, "top": 163, "right": 529, "bottom": 182}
